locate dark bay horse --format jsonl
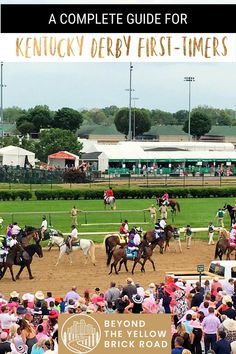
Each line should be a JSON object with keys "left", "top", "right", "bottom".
{"left": 108, "top": 241, "right": 156, "bottom": 275}
{"left": 157, "top": 198, "right": 180, "bottom": 215}
{"left": 17, "top": 226, "right": 40, "bottom": 247}
{"left": 143, "top": 225, "right": 175, "bottom": 253}
{"left": 0, "top": 243, "right": 43, "bottom": 281}
{"left": 103, "top": 233, "right": 127, "bottom": 265}
{"left": 15, "top": 243, "right": 43, "bottom": 280}
{"left": 223, "top": 204, "right": 236, "bottom": 226}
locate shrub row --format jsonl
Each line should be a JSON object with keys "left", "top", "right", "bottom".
{"left": 34, "top": 187, "right": 236, "bottom": 200}
{"left": 0, "top": 191, "right": 32, "bottom": 201}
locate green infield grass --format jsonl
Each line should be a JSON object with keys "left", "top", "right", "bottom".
{"left": 0, "top": 197, "right": 233, "bottom": 244}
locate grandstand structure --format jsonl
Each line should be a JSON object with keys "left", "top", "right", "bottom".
{"left": 80, "top": 140, "right": 236, "bottom": 175}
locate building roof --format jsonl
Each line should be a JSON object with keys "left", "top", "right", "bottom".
{"left": 0, "top": 145, "right": 34, "bottom": 156}
{"left": 78, "top": 124, "right": 123, "bottom": 136}
{"left": 48, "top": 151, "right": 78, "bottom": 160}
{"left": 81, "top": 152, "right": 102, "bottom": 160}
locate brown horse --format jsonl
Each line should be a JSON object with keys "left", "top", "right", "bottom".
{"left": 103, "top": 233, "right": 127, "bottom": 266}
{"left": 214, "top": 229, "right": 235, "bottom": 260}
{"left": 17, "top": 227, "right": 40, "bottom": 248}
{"left": 157, "top": 197, "right": 180, "bottom": 214}
{"left": 143, "top": 225, "right": 175, "bottom": 253}
{"left": 108, "top": 241, "right": 156, "bottom": 275}
{"left": 0, "top": 243, "right": 26, "bottom": 281}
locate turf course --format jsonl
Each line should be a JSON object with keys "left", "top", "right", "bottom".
{"left": 0, "top": 197, "right": 233, "bottom": 243}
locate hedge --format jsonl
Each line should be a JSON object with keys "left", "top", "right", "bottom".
{"left": 0, "top": 190, "right": 32, "bottom": 201}
{"left": 34, "top": 187, "right": 236, "bottom": 200}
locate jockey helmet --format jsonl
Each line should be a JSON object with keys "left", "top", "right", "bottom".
{"left": 233, "top": 225, "right": 236, "bottom": 229}
{"left": 136, "top": 227, "right": 143, "bottom": 233}
{"left": 42, "top": 215, "right": 46, "bottom": 220}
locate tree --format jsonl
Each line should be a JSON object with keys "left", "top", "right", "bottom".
{"left": 35, "top": 128, "right": 83, "bottom": 162}
{"left": 3, "top": 106, "right": 26, "bottom": 123}
{"left": 28, "top": 105, "right": 53, "bottom": 132}
{"left": 17, "top": 121, "right": 35, "bottom": 135}
{"left": 87, "top": 109, "right": 108, "bottom": 125}
{"left": 114, "top": 108, "right": 151, "bottom": 136}
{"left": 53, "top": 107, "right": 83, "bottom": 132}
{"left": 183, "top": 111, "right": 212, "bottom": 139}
{"left": 150, "top": 109, "right": 176, "bottom": 125}
{"left": 173, "top": 110, "right": 188, "bottom": 125}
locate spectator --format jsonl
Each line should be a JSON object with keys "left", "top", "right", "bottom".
{"left": 171, "top": 336, "right": 185, "bottom": 353}
{"left": 213, "top": 330, "right": 231, "bottom": 354}
{"left": 202, "top": 307, "right": 221, "bottom": 353}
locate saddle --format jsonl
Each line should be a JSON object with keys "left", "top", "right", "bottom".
{"left": 126, "top": 248, "right": 138, "bottom": 260}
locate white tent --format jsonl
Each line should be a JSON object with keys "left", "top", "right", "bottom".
{"left": 0, "top": 145, "right": 35, "bottom": 167}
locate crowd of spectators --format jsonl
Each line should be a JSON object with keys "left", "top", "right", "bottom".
{"left": 2, "top": 276, "right": 236, "bottom": 353}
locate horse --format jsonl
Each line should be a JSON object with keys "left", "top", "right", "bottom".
{"left": 15, "top": 243, "right": 43, "bottom": 280}
{"left": 223, "top": 204, "right": 236, "bottom": 226}
{"left": 17, "top": 226, "right": 40, "bottom": 247}
{"left": 0, "top": 242, "right": 31, "bottom": 281}
{"left": 103, "top": 233, "right": 127, "bottom": 266}
{"left": 108, "top": 241, "right": 156, "bottom": 275}
{"left": 214, "top": 229, "right": 230, "bottom": 260}
{"left": 104, "top": 196, "right": 116, "bottom": 210}
{"left": 157, "top": 197, "right": 180, "bottom": 220}
{"left": 143, "top": 225, "right": 175, "bottom": 253}
{"left": 48, "top": 235, "right": 96, "bottom": 266}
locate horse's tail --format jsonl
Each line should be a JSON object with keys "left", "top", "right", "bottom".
{"left": 103, "top": 234, "right": 111, "bottom": 251}
{"left": 176, "top": 202, "right": 180, "bottom": 212}
{"left": 89, "top": 240, "right": 96, "bottom": 265}
{"left": 214, "top": 241, "right": 219, "bottom": 259}
{"left": 107, "top": 248, "right": 114, "bottom": 266}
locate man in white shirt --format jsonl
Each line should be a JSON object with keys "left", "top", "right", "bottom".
{"left": 68, "top": 225, "right": 78, "bottom": 252}
{"left": 41, "top": 216, "right": 48, "bottom": 239}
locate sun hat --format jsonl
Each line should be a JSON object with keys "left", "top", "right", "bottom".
{"left": 43, "top": 315, "right": 49, "bottom": 320}
{"left": 49, "top": 309, "right": 59, "bottom": 319}
{"left": 132, "top": 294, "right": 143, "bottom": 304}
{"left": 95, "top": 288, "right": 100, "bottom": 292}
{"left": 223, "top": 318, "right": 236, "bottom": 331}
{"left": 22, "top": 293, "right": 34, "bottom": 302}
{"left": 144, "top": 290, "right": 150, "bottom": 297}
{"left": 0, "top": 332, "right": 8, "bottom": 340}
{"left": 213, "top": 276, "right": 219, "bottom": 282}
{"left": 149, "top": 283, "right": 156, "bottom": 289}
{"left": 219, "top": 290, "right": 228, "bottom": 297}
{"left": 222, "top": 295, "right": 233, "bottom": 305}
{"left": 175, "top": 281, "right": 186, "bottom": 290}
{"left": 10, "top": 291, "right": 19, "bottom": 298}
{"left": 126, "top": 277, "right": 133, "bottom": 283}
{"left": 35, "top": 291, "right": 45, "bottom": 300}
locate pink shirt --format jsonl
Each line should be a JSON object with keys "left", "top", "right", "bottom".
{"left": 211, "top": 281, "right": 222, "bottom": 297}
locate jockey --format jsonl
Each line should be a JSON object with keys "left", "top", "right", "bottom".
{"left": 120, "top": 220, "right": 129, "bottom": 237}
{"left": 105, "top": 187, "right": 114, "bottom": 201}
{"left": 6, "top": 224, "right": 13, "bottom": 238}
{"left": 11, "top": 222, "right": 21, "bottom": 237}
{"left": 67, "top": 225, "right": 79, "bottom": 252}
{"left": 162, "top": 192, "right": 169, "bottom": 205}
{"left": 154, "top": 218, "right": 166, "bottom": 239}
{"left": 41, "top": 215, "right": 48, "bottom": 239}
{"left": 127, "top": 228, "right": 140, "bottom": 252}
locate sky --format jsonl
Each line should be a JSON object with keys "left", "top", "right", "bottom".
{"left": 2, "top": 62, "right": 236, "bottom": 113}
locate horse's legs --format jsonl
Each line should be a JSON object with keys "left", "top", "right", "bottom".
{"left": 118, "top": 260, "right": 123, "bottom": 272}
{"left": 131, "top": 260, "right": 139, "bottom": 274}
{"left": 26, "top": 264, "right": 34, "bottom": 279}
{"left": 0, "top": 266, "right": 8, "bottom": 280}
{"left": 55, "top": 249, "right": 64, "bottom": 266}
{"left": 226, "top": 249, "right": 231, "bottom": 260}
{"left": 16, "top": 265, "right": 25, "bottom": 280}
{"left": 148, "top": 257, "right": 156, "bottom": 271}
{"left": 9, "top": 265, "right": 16, "bottom": 281}
{"left": 124, "top": 260, "right": 129, "bottom": 272}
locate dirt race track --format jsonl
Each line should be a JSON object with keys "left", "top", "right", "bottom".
{"left": 0, "top": 240, "right": 215, "bottom": 298}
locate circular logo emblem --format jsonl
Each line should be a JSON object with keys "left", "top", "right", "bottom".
{"left": 61, "top": 314, "right": 101, "bottom": 353}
